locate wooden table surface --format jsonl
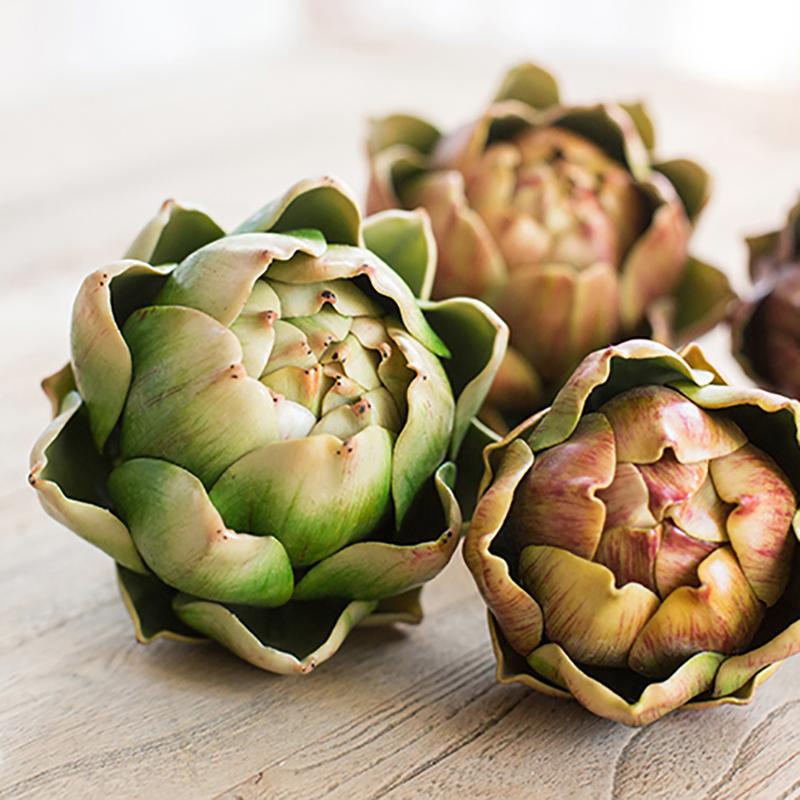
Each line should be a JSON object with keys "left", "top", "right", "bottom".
{"left": 3, "top": 40, "right": 800, "bottom": 799}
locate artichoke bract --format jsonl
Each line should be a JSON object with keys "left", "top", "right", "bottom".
{"left": 732, "top": 197, "right": 800, "bottom": 398}
{"left": 465, "top": 340, "right": 800, "bottom": 725}
{"left": 29, "top": 177, "right": 507, "bottom": 674}
{"left": 367, "top": 62, "right": 733, "bottom": 422}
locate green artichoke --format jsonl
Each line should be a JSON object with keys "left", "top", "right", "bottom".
{"left": 732, "top": 197, "right": 800, "bottom": 398}
{"left": 29, "top": 176, "right": 507, "bottom": 674}
{"left": 465, "top": 339, "right": 800, "bottom": 725}
{"left": 367, "top": 62, "right": 734, "bottom": 424}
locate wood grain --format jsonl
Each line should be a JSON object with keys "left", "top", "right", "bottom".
{"left": 2, "top": 39, "right": 800, "bottom": 800}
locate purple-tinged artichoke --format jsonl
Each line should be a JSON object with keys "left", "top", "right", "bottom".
{"left": 464, "top": 339, "right": 800, "bottom": 725}
{"left": 367, "top": 63, "right": 734, "bottom": 424}
{"left": 29, "top": 177, "right": 507, "bottom": 674}
{"left": 732, "top": 197, "right": 800, "bottom": 397}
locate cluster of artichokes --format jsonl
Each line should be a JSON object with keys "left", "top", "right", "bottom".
{"left": 30, "top": 62, "right": 800, "bottom": 726}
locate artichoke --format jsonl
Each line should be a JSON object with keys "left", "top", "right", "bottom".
{"left": 29, "top": 177, "right": 507, "bottom": 674}
{"left": 464, "top": 339, "right": 800, "bottom": 725}
{"left": 367, "top": 62, "right": 733, "bottom": 422}
{"left": 732, "top": 197, "right": 800, "bottom": 397}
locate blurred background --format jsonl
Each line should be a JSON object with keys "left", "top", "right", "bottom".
{"left": 2, "top": 0, "right": 799, "bottom": 328}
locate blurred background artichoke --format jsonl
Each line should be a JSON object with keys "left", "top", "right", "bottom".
{"left": 731, "top": 198, "right": 800, "bottom": 398}
{"left": 367, "top": 62, "right": 735, "bottom": 425}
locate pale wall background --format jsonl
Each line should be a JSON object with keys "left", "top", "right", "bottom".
{"left": 3, "top": 0, "right": 798, "bottom": 368}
